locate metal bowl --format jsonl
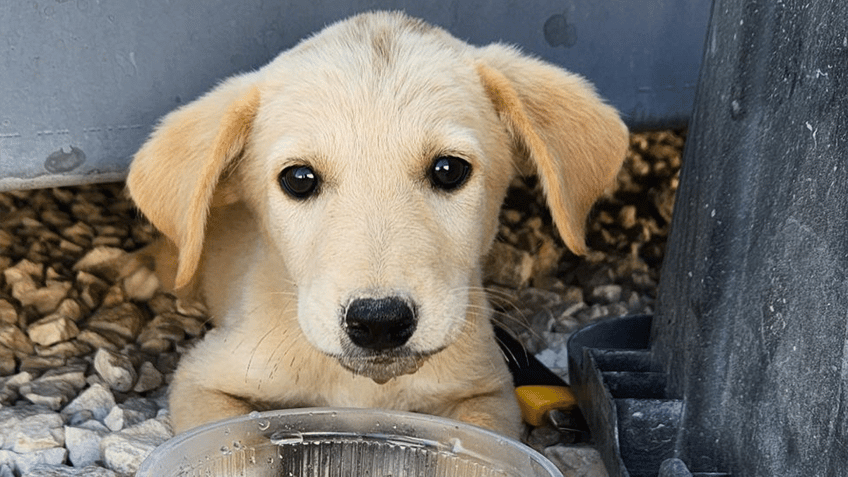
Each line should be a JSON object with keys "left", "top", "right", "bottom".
{"left": 137, "top": 408, "right": 563, "bottom": 477}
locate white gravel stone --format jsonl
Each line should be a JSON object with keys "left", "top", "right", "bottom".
{"left": 75, "top": 419, "right": 110, "bottom": 433}
{"left": 544, "top": 445, "right": 608, "bottom": 477}
{"left": 103, "top": 407, "right": 124, "bottom": 432}
{"left": 0, "top": 405, "right": 65, "bottom": 453}
{"left": 589, "top": 284, "right": 623, "bottom": 304}
{"left": 61, "top": 384, "right": 116, "bottom": 422}
{"left": 28, "top": 464, "right": 118, "bottom": 477}
{"left": 0, "top": 372, "right": 33, "bottom": 404}
{"left": 132, "top": 362, "right": 164, "bottom": 393}
{"left": 100, "top": 417, "right": 172, "bottom": 475}
{"left": 64, "top": 425, "right": 107, "bottom": 467}
{"left": 536, "top": 346, "right": 570, "bottom": 376}
{"left": 37, "top": 365, "right": 88, "bottom": 390}
{"left": 0, "top": 447, "right": 68, "bottom": 475}
{"left": 19, "top": 380, "right": 78, "bottom": 411}
{"left": 93, "top": 348, "right": 137, "bottom": 393}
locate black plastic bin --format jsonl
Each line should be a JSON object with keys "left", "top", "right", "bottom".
{"left": 569, "top": 0, "right": 848, "bottom": 475}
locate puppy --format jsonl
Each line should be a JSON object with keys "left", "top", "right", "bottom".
{"left": 126, "top": 11, "right": 627, "bottom": 437}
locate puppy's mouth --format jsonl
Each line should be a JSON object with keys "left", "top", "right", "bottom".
{"left": 336, "top": 349, "right": 433, "bottom": 384}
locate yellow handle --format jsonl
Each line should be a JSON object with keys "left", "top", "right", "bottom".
{"left": 514, "top": 385, "right": 578, "bottom": 427}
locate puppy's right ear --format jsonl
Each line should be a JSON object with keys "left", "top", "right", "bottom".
{"left": 127, "top": 75, "right": 260, "bottom": 289}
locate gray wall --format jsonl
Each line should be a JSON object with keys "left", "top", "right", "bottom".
{"left": 0, "top": 1, "right": 710, "bottom": 190}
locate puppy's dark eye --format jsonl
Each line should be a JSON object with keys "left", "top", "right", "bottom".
{"left": 279, "top": 165, "right": 319, "bottom": 199}
{"left": 429, "top": 156, "right": 471, "bottom": 191}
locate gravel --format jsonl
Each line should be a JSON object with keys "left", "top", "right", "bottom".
{"left": 0, "top": 130, "right": 683, "bottom": 476}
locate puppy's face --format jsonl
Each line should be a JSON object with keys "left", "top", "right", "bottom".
{"left": 127, "top": 11, "right": 628, "bottom": 387}
{"left": 241, "top": 21, "right": 513, "bottom": 382}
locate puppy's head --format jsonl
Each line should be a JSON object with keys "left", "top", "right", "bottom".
{"left": 128, "top": 11, "right": 628, "bottom": 383}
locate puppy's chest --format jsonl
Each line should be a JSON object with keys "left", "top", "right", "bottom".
{"left": 281, "top": 373, "right": 419, "bottom": 410}
{"left": 248, "top": 361, "right": 434, "bottom": 413}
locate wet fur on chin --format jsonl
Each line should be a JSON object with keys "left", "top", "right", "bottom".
{"left": 336, "top": 350, "right": 432, "bottom": 385}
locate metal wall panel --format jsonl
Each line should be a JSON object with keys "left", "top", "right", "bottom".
{"left": 0, "top": 1, "right": 710, "bottom": 190}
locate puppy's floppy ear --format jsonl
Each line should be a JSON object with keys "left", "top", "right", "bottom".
{"left": 475, "top": 44, "right": 628, "bottom": 255}
{"left": 127, "top": 75, "right": 260, "bottom": 288}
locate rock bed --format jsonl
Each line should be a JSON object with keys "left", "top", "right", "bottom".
{"left": 0, "top": 130, "right": 683, "bottom": 476}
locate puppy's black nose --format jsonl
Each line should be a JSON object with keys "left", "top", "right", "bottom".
{"left": 344, "top": 297, "right": 416, "bottom": 351}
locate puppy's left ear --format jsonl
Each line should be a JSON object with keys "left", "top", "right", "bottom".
{"left": 127, "top": 76, "right": 260, "bottom": 288}
{"left": 475, "top": 44, "right": 628, "bottom": 255}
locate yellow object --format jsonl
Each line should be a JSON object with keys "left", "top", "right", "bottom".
{"left": 515, "top": 385, "right": 578, "bottom": 427}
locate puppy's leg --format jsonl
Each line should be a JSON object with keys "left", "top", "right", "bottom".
{"left": 168, "top": 354, "right": 254, "bottom": 433}
{"left": 447, "top": 384, "right": 524, "bottom": 438}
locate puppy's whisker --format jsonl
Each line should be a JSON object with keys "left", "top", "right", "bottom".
{"left": 454, "top": 285, "right": 543, "bottom": 344}
{"left": 264, "top": 301, "right": 299, "bottom": 366}
{"left": 266, "top": 291, "right": 297, "bottom": 299}
{"left": 244, "top": 307, "right": 285, "bottom": 383}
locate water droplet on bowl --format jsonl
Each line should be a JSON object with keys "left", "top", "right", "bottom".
{"left": 257, "top": 420, "right": 270, "bottom": 431}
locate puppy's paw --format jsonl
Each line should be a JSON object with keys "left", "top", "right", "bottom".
{"left": 443, "top": 385, "right": 524, "bottom": 439}
{"left": 169, "top": 382, "right": 255, "bottom": 434}
{"left": 458, "top": 408, "right": 524, "bottom": 439}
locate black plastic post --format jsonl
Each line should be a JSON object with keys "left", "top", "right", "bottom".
{"left": 653, "top": 0, "right": 848, "bottom": 475}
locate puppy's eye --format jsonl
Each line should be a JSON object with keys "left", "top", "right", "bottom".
{"left": 429, "top": 156, "right": 471, "bottom": 191}
{"left": 279, "top": 165, "right": 319, "bottom": 199}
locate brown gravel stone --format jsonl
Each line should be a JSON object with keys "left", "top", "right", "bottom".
{"left": 28, "top": 316, "right": 80, "bottom": 347}
{"left": 0, "top": 347, "right": 16, "bottom": 375}
{"left": 72, "top": 247, "right": 128, "bottom": 282}
{"left": 0, "top": 229, "right": 14, "bottom": 249}
{"left": 62, "top": 222, "right": 95, "bottom": 248}
{"left": 86, "top": 303, "right": 146, "bottom": 342}
{"left": 122, "top": 265, "right": 160, "bottom": 301}
{"left": 19, "top": 355, "right": 67, "bottom": 374}
{"left": 100, "top": 285, "right": 127, "bottom": 309}
{"left": 0, "top": 299, "right": 18, "bottom": 325}
{"left": 22, "top": 280, "right": 73, "bottom": 314}
{"left": 146, "top": 294, "right": 177, "bottom": 315}
{"left": 75, "top": 271, "right": 110, "bottom": 309}
{"left": 161, "top": 312, "right": 206, "bottom": 338}
{"left": 137, "top": 316, "right": 185, "bottom": 350}
{"left": 76, "top": 329, "right": 121, "bottom": 351}
{"left": 34, "top": 341, "right": 93, "bottom": 359}
{"left": 484, "top": 241, "right": 534, "bottom": 288}
{"left": 0, "top": 322, "right": 35, "bottom": 355}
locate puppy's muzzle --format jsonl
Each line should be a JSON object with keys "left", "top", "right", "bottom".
{"left": 344, "top": 297, "right": 416, "bottom": 350}
{"left": 339, "top": 297, "right": 426, "bottom": 384}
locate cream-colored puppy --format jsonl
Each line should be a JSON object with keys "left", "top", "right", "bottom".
{"left": 127, "top": 11, "right": 627, "bottom": 437}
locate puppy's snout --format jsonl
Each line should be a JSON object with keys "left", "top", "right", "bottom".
{"left": 344, "top": 297, "right": 416, "bottom": 351}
